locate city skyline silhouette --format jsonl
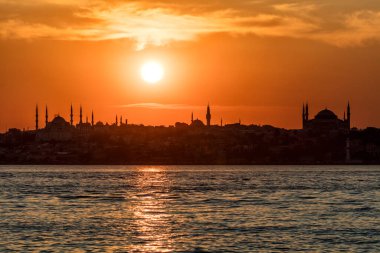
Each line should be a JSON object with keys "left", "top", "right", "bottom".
{"left": 3, "top": 100, "right": 380, "bottom": 165}
{"left": 7, "top": 101, "right": 356, "bottom": 133}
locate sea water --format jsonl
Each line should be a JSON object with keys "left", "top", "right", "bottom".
{"left": 0, "top": 165, "right": 379, "bottom": 252}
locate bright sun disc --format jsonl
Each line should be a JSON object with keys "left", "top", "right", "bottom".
{"left": 140, "top": 61, "right": 164, "bottom": 84}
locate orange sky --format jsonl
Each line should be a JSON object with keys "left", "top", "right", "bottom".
{"left": 1, "top": 0, "right": 380, "bottom": 132}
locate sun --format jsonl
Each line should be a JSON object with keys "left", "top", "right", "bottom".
{"left": 140, "top": 61, "right": 164, "bottom": 84}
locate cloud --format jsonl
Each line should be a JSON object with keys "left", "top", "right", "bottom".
{"left": 315, "top": 10, "right": 380, "bottom": 47}
{"left": 119, "top": 103, "right": 288, "bottom": 112}
{"left": 273, "top": 3, "right": 318, "bottom": 13}
{"left": 0, "top": 1, "right": 318, "bottom": 49}
{"left": 119, "top": 103, "right": 202, "bottom": 110}
{"left": 0, "top": 1, "right": 380, "bottom": 48}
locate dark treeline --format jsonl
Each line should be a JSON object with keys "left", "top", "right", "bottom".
{"left": 1, "top": 124, "right": 380, "bottom": 165}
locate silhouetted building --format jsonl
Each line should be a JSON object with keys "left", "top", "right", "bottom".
{"left": 79, "top": 105, "right": 83, "bottom": 124}
{"left": 2, "top": 101, "right": 380, "bottom": 165}
{"left": 45, "top": 105, "right": 48, "bottom": 127}
{"left": 189, "top": 105, "right": 210, "bottom": 127}
{"left": 346, "top": 137, "right": 351, "bottom": 162}
{"left": 35, "top": 104, "right": 39, "bottom": 130}
{"left": 191, "top": 119, "right": 205, "bottom": 127}
{"left": 70, "top": 104, "right": 73, "bottom": 126}
{"left": 37, "top": 115, "right": 72, "bottom": 141}
{"left": 206, "top": 104, "right": 211, "bottom": 126}
{"left": 95, "top": 121, "right": 104, "bottom": 127}
{"left": 175, "top": 122, "right": 189, "bottom": 128}
{"left": 302, "top": 103, "right": 351, "bottom": 132}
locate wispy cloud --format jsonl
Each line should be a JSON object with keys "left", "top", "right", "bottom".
{"left": 314, "top": 10, "right": 380, "bottom": 47}
{"left": 118, "top": 103, "right": 290, "bottom": 112}
{"left": 0, "top": 1, "right": 380, "bottom": 48}
{"left": 273, "top": 3, "right": 318, "bottom": 13}
{"left": 119, "top": 103, "right": 202, "bottom": 110}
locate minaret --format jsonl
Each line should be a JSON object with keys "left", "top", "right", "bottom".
{"left": 120, "top": 115, "right": 123, "bottom": 125}
{"left": 347, "top": 101, "right": 351, "bottom": 130}
{"left": 191, "top": 112, "right": 194, "bottom": 124}
{"left": 305, "top": 103, "right": 309, "bottom": 121}
{"left": 45, "top": 105, "right": 48, "bottom": 127}
{"left": 35, "top": 104, "right": 39, "bottom": 130}
{"left": 221, "top": 118, "right": 223, "bottom": 127}
{"left": 302, "top": 103, "right": 305, "bottom": 128}
{"left": 79, "top": 105, "right": 83, "bottom": 124}
{"left": 91, "top": 111, "right": 94, "bottom": 126}
{"left": 206, "top": 104, "right": 211, "bottom": 127}
{"left": 70, "top": 104, "right": 73, "bottom": 126}
{"left": 115, "top": 115, "right": 118, "bottom": 126}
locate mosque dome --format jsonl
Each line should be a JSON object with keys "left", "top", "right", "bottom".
{"left": 95, "top": 121, "right": 104, "bottom": 127}
{"left": 191, "top": 119, "right": 205, "bottom": 127}
{"left": 49, "top": 116, "right": 70, "bottom": 129}
{"left": 315, "top": 109, "right": 338, "bottom": 120}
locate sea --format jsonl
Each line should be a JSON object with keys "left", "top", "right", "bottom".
{"left": 0, "top": 165, "right": 379, "bottom": 252}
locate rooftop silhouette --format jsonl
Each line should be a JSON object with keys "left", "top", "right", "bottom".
{"left": 1, "top": 101, "right": 380, "bottom": 165}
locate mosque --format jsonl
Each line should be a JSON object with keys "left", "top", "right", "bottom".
{"left": 34, "top": 103, "right": 213, "bottom": 141}
{"left": 302, "top": 102, "right": 351, "bottom": 132}
{"left": 32, "top": 101, "right": 350, "bottom": 142}
{"left": 35, "top": 105, "right": 98, "bottom": 141}
{"left": 190, "top": 104, "right": 211, "bottom": 127}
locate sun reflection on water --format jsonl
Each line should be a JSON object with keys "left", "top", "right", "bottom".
{"left": 139, "top": 167, "right": 166, "bottom": 172}
{"left": 128, "top": 166, "right": 174, "bottom": 252}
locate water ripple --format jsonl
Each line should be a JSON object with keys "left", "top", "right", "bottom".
{"left": 0, "top": 165, "right": 379, "bottom": 252}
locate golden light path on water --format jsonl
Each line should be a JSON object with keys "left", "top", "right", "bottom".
{"left": 129, "top": 167, "right": 174, "bottom": 252}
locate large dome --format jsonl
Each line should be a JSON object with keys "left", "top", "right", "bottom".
{"left": 191, "top": 119, "right": 205, "bottom": 127}
{"left": 49, "top": 116, "right": 70, "bottom": 128}
{"left": 315, "top": 109, "right": 338, "bottom": 120}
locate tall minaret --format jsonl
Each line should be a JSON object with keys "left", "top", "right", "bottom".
{"left": 302, "top": 103, "right": 305, "bottom": 128}
{"left": 70, "top": 104, "right": 73, "bottom": 126}
{"left": 35, "top": 104, "right": 39, "bottom": 130}
{"left": 206, "top": 104, "right": 211, "bottom": 127}
{"left": 347, "top": 101, "right": 351, "bottom": 130}
{"left": 120, "top": 115, "right": 123, "bottom": 125}
{"left": 45, "top": 105, "right": 48, "bottom": 127}
{"left": 115, "top": 115, "right": 118, "bottom": 126}
{"left": 302, "top": 103, "right": 310, "bottom": 129}
{"left": 79, "top": 105, "right": 83, "bottom": 124}
{"left": 91, "top": 111, "right": 94, "bottom": 126}
{"left": 191, "top": 112, "right": 194, "bottom": 124}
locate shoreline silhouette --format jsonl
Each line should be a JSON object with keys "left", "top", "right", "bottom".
{"left": 1, "top": 103, "right": 379, "bottom": 165}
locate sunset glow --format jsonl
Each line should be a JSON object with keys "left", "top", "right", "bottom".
{"left": 140, "top": 61, "right": 164, "bottom": 84}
